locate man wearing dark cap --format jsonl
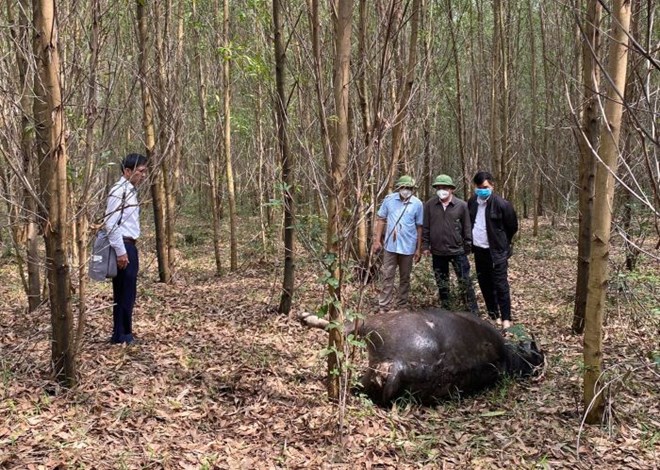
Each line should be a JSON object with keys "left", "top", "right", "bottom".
{"left": 422, "top": 174, "right": 477, "bottom": 314}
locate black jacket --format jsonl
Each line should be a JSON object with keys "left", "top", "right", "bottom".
{"left": 422, "top": 196, "right": 472, "bottom": 256}
{"left": 467, "top": 193, "right": 518, "bottom": 262}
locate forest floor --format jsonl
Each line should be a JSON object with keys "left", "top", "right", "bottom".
{"left": 0, "top": 216, "right": 658, "bottom": 469}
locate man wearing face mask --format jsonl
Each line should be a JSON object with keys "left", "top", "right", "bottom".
{"left": 372, "top": 175, "right": 424, "bottom": 313}
{"left": 422, "top": 174, "right": 478, "bottom": 314}
{"left": 467, "top": 171, "right": 518, "bottom": 329}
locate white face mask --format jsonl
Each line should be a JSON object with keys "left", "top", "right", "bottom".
{"left": 437, "top": 189, "right": 450, "bottom": 200}
{"left": 399, "top": 189, "right": 413, "bottom": 200}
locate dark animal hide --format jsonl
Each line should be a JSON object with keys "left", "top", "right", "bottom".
{"left": 302, "top": 308, "right": 544, "bottom": 406}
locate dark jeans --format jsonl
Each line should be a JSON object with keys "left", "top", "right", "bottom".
{"left": 111, "top": 243, "right": 139, "bottom": 343}
{"left": 473, "top": 246, "right": 511, "bottom": 321}
{"left": 432, "top": 254, "right": 478, "bottom": 313}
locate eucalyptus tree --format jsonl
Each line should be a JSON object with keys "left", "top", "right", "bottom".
{"left": 387, "top": 0, "right": 422, "bottom": 186}
{"left": 192, "top": 0, "right": 223, "bottom": 274}
{"left": 326, "top": 0, "right": 353, "bottom": 401}
{"left": 618, "top": 0, "right": 660, "bottom": 269}
{"left": 273, "top": 0, "right": 295, "bottom": 314}
{"left": 153, "top": 0, "right": 176, "bottom": 281}
{"left": 137, "top": 0, "right": 170, "bottom": 283}
{"left": 583, "top": 0, "right": 632, "bottom": 425}
{"left": 223, "top": 0, "right": 239, "bottom": 272}
{"left": 5, "top": 0, "right": 41, "bottom": 312}
{"left": 33, "top": 0, "right": 76, "bottom": 386}
{"left": 572, "top": 0, "right": 602, "bottom": 334}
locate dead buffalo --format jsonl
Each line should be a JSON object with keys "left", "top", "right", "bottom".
{"left": 300, "top": 308, "right": 544, "bottom": 405}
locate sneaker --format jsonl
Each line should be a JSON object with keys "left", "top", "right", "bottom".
{"left": 495, "top": 318, "right": 502, "bottom": 326}
{"left": 502, "top": 320, "right": 512, "bottom": 329}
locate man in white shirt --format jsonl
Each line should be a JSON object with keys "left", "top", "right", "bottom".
{"left": 105, "top": 154, "right": 148, "bottom": 344}
{"left": 467, "top": 171, "right": 518, "bottom": 329}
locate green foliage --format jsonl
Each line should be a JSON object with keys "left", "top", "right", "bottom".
{"left": 650, "top": 351, "right": 660, "bottom": 367}
{"left": 1, "top": 356, "right": 14, "bottom": 391}
{"left": 392, "top": 389, "right": 423, "bottom": 409}
{"left": 321, "top": 345, "right": 344, "bottom": 361}
{"left": 494, "top": 375, "right": 514, "bottom": 401}
{"left": 295, "top": 213, "right": 326, "bottom": 254}
{"left": 535, "top": 454, "right": 551, "bottom": 469}
{"left": 641, "top": 423, "right": 660, "bottom": 450}
{"left": 507, "top": 324, "right": 533, "bottom": 342}
{"left": 321, "top": 271, "right": 339, "bottom": 289}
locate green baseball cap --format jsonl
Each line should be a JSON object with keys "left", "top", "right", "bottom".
{"left": 394, "top": 175, "right": 416, "bottom": 189}
{"left": 432, "top": 174, "right": 456, "bottom": 188}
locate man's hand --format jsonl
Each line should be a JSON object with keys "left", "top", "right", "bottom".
{"left": 117, "top": 254, "right": 129, "bottom": 270}
{"left": 372, "top": 240, "right": 382, "bottom": 255}
{"left": 422, "top": 248, "right": 431, "bottom": 256}
{"left": 414, "top": 249, "right": 422, "bottom": 263}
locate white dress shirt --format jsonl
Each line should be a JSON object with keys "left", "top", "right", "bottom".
{"left": 104, "top": 176, "right": 141, "bottom": 257}
{"left": 472, "top": 197, "right": 489, "bottom": 249}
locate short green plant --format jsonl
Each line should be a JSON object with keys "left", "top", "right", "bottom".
{"left": 199, "top": 454, "right": 219, "bottom": 470}
{"left": 535, "top": 454, "right": 551, "bottom": 469}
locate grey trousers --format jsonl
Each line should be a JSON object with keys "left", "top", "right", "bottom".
{"left": 378, "top": 250, "right": 414, "bottom": 311}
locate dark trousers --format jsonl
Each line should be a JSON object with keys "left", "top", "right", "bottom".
{"left": 432, "top": 254, "right": 478, "bottom": 313}
{"left": 473, "top": 246, "right": 511, "bottom": 321}
{"left": 111, "top": 243, "right": 139, "bottom": 343}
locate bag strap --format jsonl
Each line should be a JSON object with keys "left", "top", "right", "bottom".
{"left": 383, "top": 197, "right": 412, "bottom": 246}
{"left": 116, "top": 187, "right": 127, "bottom": 227}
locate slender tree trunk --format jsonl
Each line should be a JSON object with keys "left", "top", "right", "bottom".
{"left": 273, "top": 0, "right": 295, "bottom": 314}
{"left": 224, "top": 0, "right": 238, "bottom": 271}
{"left": 387, "top": 0, "right": 421, "bottom": 188}
{"left": 583, "top": 0, "right": 631, "bottom": 425}
{"left": 308, "top": 0, "right": 333, "bottom": 178}
{"left": 490, "top": 0, "right": 503, "bottom": 185}
{"left": 256, "top": 83, "right": 268, "bottom": 255}
{"left": 355, "top": 0, "right": 380, "bottom": 268}
{"left": 528, "top": 0, "right": 540, "bottom": 236}
{"left": 470, "top": 1, "right": 487, "bottom": 169}
{"left": 493, "top": 0, "right": 511, "bottom": 196}
{"left": 193, "top": 0, "right": 222, "bottom": 274}
{"left": 138, "top": 0, "right": 170, "bottom": 283}
{"left": 326, "top": 0, "right": 352, "bottom": 401}
{"left": 74, "top": 0, "right": 101, "bottom": 355}
{"left": 354, "top": 0, "right": 371, "bottom": 266}
{"left": 172, "top": 0, "right": 185, "bottom": 205}
{"left": 33, "top": 0, "right": 75, "bottom": 386}
{"left": 538, "top": 4, "right": 551, "bottom": 220}
{"left": 153, "top": 0, "right": 173, "bottom": 282}
{"left": 621, "top": 0, "right": 642, "bottom": 272}
{"left": 10, "top": 0, "right": 41, "bottom": 311}
{"left": 573, "top": 0, "right": 602, "bottom": 334}
{"left": 446, "top": 0, "right": 468, "bottom": 196}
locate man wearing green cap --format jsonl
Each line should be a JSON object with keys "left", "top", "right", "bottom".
{"left": 372, "top": 175, "right": 424, "bottom": 313}
{"left": 422, "top": 174, "right": 478, "bottom": 314}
